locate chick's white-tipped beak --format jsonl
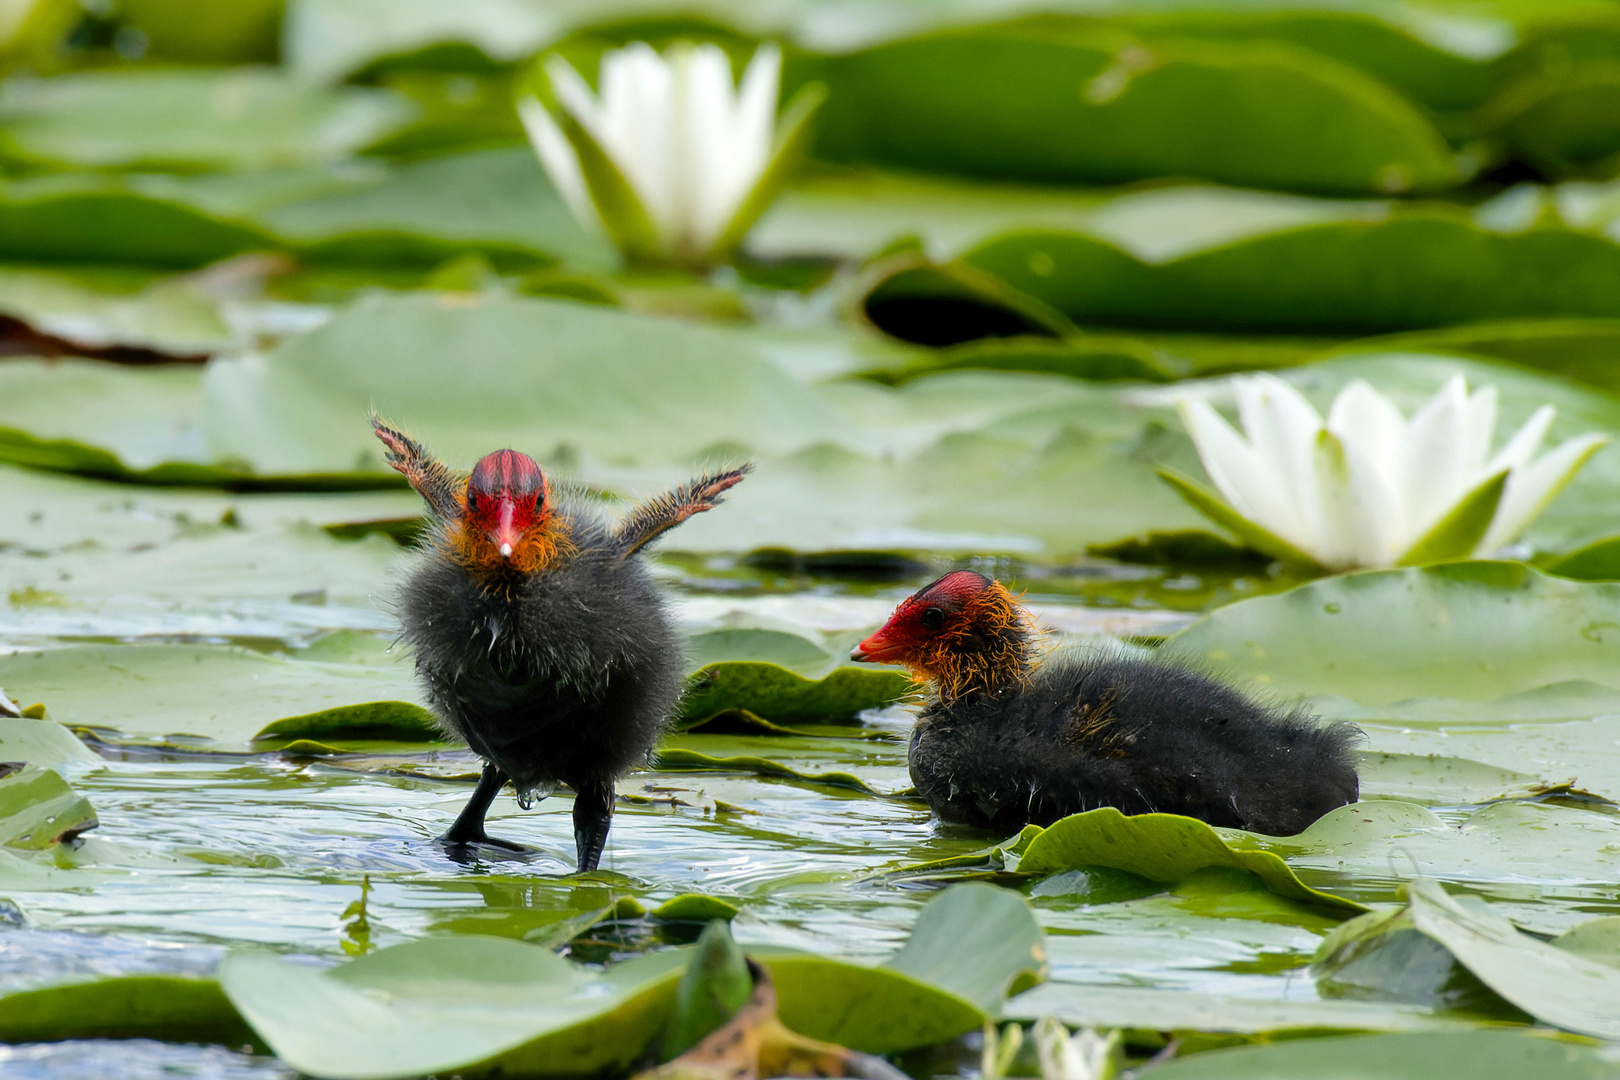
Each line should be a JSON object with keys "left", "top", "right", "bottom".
{"left": 499, "top": 543, "right": 513, "bottom": 557}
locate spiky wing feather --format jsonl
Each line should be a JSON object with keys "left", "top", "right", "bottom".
{"left": 370, "top": 411, "right": 464, "bottom": 522}
{"left": 612, "top": 464, "right": 752, "bottom": 559}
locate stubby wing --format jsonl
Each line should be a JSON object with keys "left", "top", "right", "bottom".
{"left": 612, "top": 464, "right": 752, "bottom": 559}
{"left": 370, "top": 411, "right": 464, "bottom": 522}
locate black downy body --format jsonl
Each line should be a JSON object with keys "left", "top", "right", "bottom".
{"left": 375, "top": 415, "right": 748, "bottom": 870}
{"left": 910, "top": 649, "right": 1361, "bottom": 836}
{"left": 399, "top": 505, "right": 683, "bottom": 868}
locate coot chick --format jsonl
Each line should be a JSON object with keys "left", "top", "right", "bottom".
{"left": 851, "top": 570, "right": 1358, "bottom": 836}
{"left": 374, "top": 415, "right": 749, "bottom": 870}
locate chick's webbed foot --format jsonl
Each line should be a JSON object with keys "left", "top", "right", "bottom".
{"left": 439, "top": 763, "right": 530, "bottom": 853}
{"left": 572, "top": 778, "right": 615, "bottom": 872}
{"left": 613, "top": 464, "right": 752, "bottom": 558}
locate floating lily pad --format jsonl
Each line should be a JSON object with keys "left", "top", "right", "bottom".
{"left": 0, "top": 763, "right": 96, "bottom": 849}
{"left": 1404, "top": 879, "right": 1620, "bottom": 1039}
{"left": 1017, "top": 808, "right": 1365, "bottom": 915}
{"left": 652, "top": 894, "right": 740, "bottom": 922}
{"left": 1171, "top": 561, "right": 1620, "bottom": 706}
{"left": 0, "top": 713, "right": 99, "bottom": 769}
{"left": 650, "top": 748, "right": 876, "bottom": 794}
{"left": 0, "top": 975, "right": 251, "bottom": 1045}
{"left": 1126, "top": 1028, "right": 1619, "bottom": 1079}
{"left": 0, "top": 68, "right": 415, "bottom": 172}
{"left": 812, "top": 26, "right": 1460, "bottom": 194}
{"left": 956, "top": 199, "right": 1620, "bottom": 333}
{"left": 882, "top": 881, "right": 1045, "bottom": 1013}
{"left": 0, "top": 645, "right": 420, "bottom": 749}
{"left": 679, "top": 662, "right": 909, "bottom": 725}
{"left": 252, "top": 702, "right": 441, "bottom": 746}
{"left": 1245, "top": 800, "right": 1620, "bottom": 893}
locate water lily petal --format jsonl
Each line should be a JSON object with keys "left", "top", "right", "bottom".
{"left": 1156, "top": 467, "right": 1322, "bottom": 567}
{"left": 1318, "top": 425, "right": 1403, "bottom": 568}
{"left": 1325, "top": 379, "right": 1404, "bottom": 486}
{"left": 1400, "top": 375, "right": 1475, "bottom": 541}
{"left": 594, "top": 43, "right": 673, "bottom": 236}
{"left": 678, "top": 44, "right": 743, "bottom": 253}
{"left": 516, "top": 98, "right": 598, "bottom": 232}
{"left": 1234, "top": 375, "right": 1322, "bottom": 552}
{"left": 1397, "top": 468, "right": 1508, "bottom": 566}
{"left": 1176, "top": 395, "right": 1279, "bottom": 525}
{"left": 1486, "top": 404, "right": 1554, "bottom": 476}
{"left": 1480, "top": 433, "right": 1612, "bottom": 554}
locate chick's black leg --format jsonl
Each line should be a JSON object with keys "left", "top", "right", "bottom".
{"left": 440, "top": 763, "right": 529, "bottom": 853}
{"left": 572, "top": 778, "right": 616, "bottom": 872}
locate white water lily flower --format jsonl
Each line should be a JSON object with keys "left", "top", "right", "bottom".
{"left": 518, "top": 41, "right": 824, "bottom": 268}
{"left": 1164, "top": 373, "right": 1609, "bottom": 570}
{"left": 1033, "top": 1017, "right": 1120, "bottom": 1080}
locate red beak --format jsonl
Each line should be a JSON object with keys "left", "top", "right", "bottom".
{"left": 492, "top": 496, "right": 522, "bottom": 558}
{"left": 851, "top": 626, "right": 909, "bottom": 664}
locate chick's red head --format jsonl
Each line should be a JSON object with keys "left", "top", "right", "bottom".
{"left": 467, "top": 449, "right": 546, "bottom": 556}
{"left": 454, "top": 449, "right": 574, "bottom": 576}
{"left": 853, "top": 570, "right": 996, "bottom": 665}
{"left": 851, "top": 570, "right": 1033, "bottom": 698}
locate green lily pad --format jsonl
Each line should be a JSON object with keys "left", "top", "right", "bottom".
{"left": 252, "top": 702, "right": 441, "bottom": 746}
{"left": 1245, "top": 800, "right": 1620, "bottom": 892}
{"left": 0, "top": 975, "right": 251, "bottom": 1045}
{"left": 221, "top": 883, "right": 1037, "bottom": 1076}
{"left": 0, "top": 763, "right": 96, "bottom": 849}
{"left": 1405, "top": 879, "right": 1620, "bottom": 1039}
{"left": 956, "top": 198, "right": 1620, "bottom": 333}
{"left": 0, "top": 713, "right": 99, "bottom": 768}
{"left": 812, "top": 26, "right": 1459, "bottom": 194}
{"left": 1126, "top": 1029, "right": 1619, "bottom": 1079}
{"left": 0, "top": 645, "right": 420, "bottom": 749}
{"left": 220, "top": 939, "right": 689, "bottom": 1080}
{"left": 201, "top": 291, "right": 851, "bottom": 477}
{"left": 651, "top": 894, "right": 740, "bottom": 922}
{"left": 0, "top": 68, "right": 414, "bottom": 172}
{"left": 1016, "top": 808, "right": 1365, "bottom": 915}
{"left": 1552, "top": 916, "right": 1620, "bottom": 964}
{"left": 1171, "top": 562, "right": 1620, "bottom": 706}
{"left": 679, "top": 662, "right": 909, "bottom": 725}
{"left": 649, "top": 748, "right": 876, "bottom": 794}
{"left": 1003, "top": 980, "right": 1478, "bottom": 1036}
{"left": 1540, "top": 534, "right": 1620, "bottom": 580}
{"left": 883, "top": 881, "right": 1045, "bottom": 1013}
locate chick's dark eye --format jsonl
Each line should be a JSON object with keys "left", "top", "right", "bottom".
{"left": 921, "top": 606, "right": 945, "bottom": 631}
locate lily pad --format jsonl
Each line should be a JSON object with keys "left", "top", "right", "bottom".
{"left": 0, "top": 713, "right": 99, "bottom": 768}
{"left": 1245, "top": 800, "right": 1620, "bottom": 893}
{"left": 1127, "top": 1029, "right": 1620, "bottom": 1079}
{"left": 1405, "top": 879, "right": 1620, "bottom": 1039}
{"left": 1017, "top": 808, "right": 1365, "bottom": 915}
{"left": 882, "top": 881, "right": 1045, "bottom": 1013}
{"left": 0, "top": 763, "right": 96, "bottom": 849}
{"left": 650, "top": 748, "right": 877, "bottom": 794}
{"left": 1170, "top": 561, "right": 1620, "bottom": 706}
{"left": 0, "top": 68, "right": 415, "bottom": 172}
{"left": 0, "top": 644, "right": 420, "bottom": 749}
{"left": 812, "top": 26, "right": 1460, "bottom": 194}
{"left": 251, "top": 702, "right": 441, "bottom": 746}
{"left": 956, "top": 197, "right": 1620, "bottom": 333}
{"left": 0, "top": 975, "right": 250, "bottom": 1045}
{"left": 679, "top": 662, "right": 909, "bottom": 725}
{"left": 652, "top": 894, "right": 741, "bottom": 922}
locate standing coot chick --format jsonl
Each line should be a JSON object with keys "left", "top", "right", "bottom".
{"left": 851, "top": 570, "right": 1358, "bottom": 836}
{"left": 373, "top": 415, "right": 749, "bottom": 870}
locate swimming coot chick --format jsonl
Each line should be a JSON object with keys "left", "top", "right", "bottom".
{"left": 374, "top": 415, "right": 749, "bottom": 870}
{"left": 851, "top": 570, "right": 1358, "bottom": 836}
